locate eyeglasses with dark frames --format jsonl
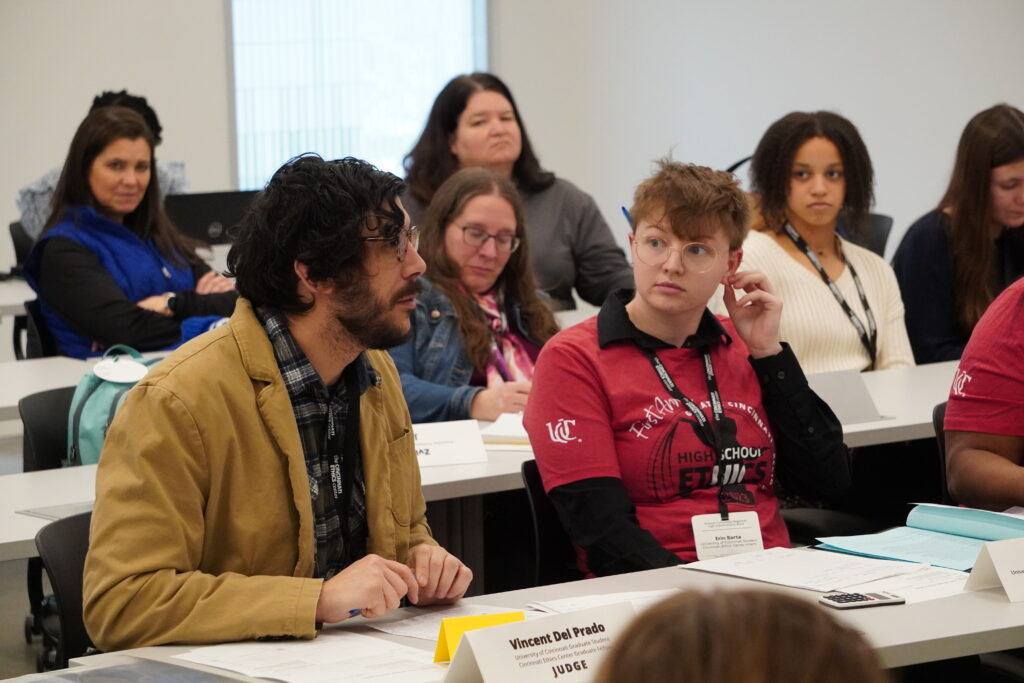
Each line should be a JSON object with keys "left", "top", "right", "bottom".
{"left": 460, "top": 226, "right": 521, "bottom": 253}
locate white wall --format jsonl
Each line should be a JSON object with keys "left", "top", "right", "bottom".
{"left": 489, "top": 0, "right": 1024, "bottom": 258}
{"left": 2, "top": 0, "right": 1022, "bottom": 273}
{"left": 0, "top": 0, "right": 235, "bottom": 270}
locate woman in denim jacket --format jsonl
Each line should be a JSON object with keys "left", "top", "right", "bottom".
{"left": 390, "top": 168, "right": 559, "bottom": 423}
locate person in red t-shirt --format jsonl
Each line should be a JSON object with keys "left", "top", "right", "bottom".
{"left": 523, "top": 161, "right": 850, "bottom": 575}
{"left": 945, "top": 277, "right": 1024, "bottom": 510}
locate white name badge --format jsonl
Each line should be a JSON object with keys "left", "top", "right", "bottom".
{"left": 412, "top": 420, "right": 489, "bottom": 467}
{"left": 965, "top": 538, "right": 1024, "bottom": 602}
{"left": 445, "top": 602, "right": 636, "bottom": 683}
{"left": 691, "top": 511, "right": 764, "bottom": 560}
{"left": 92, "top": 356, "right": 150, "bottom": 383}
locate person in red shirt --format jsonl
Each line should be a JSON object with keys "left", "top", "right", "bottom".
{"left": 945, "top": 277, "right": 1024, "bottom": 509}
{"left": 523, "top": 161, "right": 850, "bottom": 575}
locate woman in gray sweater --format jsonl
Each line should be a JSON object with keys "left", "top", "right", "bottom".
{"left": 404, "top": 72, "right": 632, "bottom": 311}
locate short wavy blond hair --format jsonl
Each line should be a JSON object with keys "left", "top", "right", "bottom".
{"left": 630, "top": 159, "right": 751, "bottom": 250}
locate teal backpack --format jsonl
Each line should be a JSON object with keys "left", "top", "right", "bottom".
{"left": 65, "top": 345, "right": 160, "bottom": 467}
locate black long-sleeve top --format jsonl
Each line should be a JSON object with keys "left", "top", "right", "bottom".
{"left": 893, "top": 209, "right": 1024, "bottom": 364}
{"left": 37, "top": 237, "right": 237, "bottom": 351}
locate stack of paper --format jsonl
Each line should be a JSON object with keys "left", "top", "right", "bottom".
{"left": 817, "top": 503, "right": 1024, "bottom": 571}
{"left": 479, "top": 413, "right": 530, "bottom": 446}
{"left": 527, "top": 589, "right": 679, "bottom": 614}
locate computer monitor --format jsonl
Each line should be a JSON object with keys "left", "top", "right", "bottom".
{"left": 163, "top": 191, "right": 259, "bottom": 244}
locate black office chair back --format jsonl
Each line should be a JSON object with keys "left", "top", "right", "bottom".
{"left": 23, "top": 299, "right": 59, "bottom": 359}
{"left": 19, "top": 386, "right": 76, "bottom": 473}
{"left": 19, "top": 386, "right": 78, "bottom": 670}
{"left": 520, "top": 460, "right": 582, "bottom": 586}
{"left": 34, "top": 512, "right": 95, "bottom": 668}
{"left": 839, "top": 213, "right": 893, "bottom": 257}
{"left": 10, "top": 221, "right": 34, "bottom": 267}
{"left": 933, "top": 401, "right": 953, "bottom": 504}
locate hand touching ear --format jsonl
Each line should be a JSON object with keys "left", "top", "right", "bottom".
{"left": 721, "top": 270, "right": 783, "bottom": 359}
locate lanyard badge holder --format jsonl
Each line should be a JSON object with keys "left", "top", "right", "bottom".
{"left": 782, "top": 223, "right": 878, "bottom": 369}
{"left": 641, "top": 347, "right": 764, "bottom": 560}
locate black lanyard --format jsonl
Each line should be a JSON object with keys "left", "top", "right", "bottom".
{"left": 641, "top": 346, "right": 732, "bottom": 520}
{"left": 783, "top": 223, "right": 878, "bottom": 369}
{"left": 323, "top": 363, "right": 361, "bottom": 576}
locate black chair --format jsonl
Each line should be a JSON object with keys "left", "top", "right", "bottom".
{"left": 22, "top": 299, "right": 59, "bottom": 359}
{"left": 780, "top": 507, "right": 883, "bottom": 547}
{"left": 34, "top": 511, "right": 96, "bottom": 669}
{"left": 20, "top": 386, "right": 77, "bottom": 671}
{"left": 838, "top": 212, "right": 893, "bottom": 258}
{"left": 9, "top": 221, "right": 35, "bottom": 358}
{"left": 520, "top": 460, "right": 582, "bottom": 587}
{"left": 933, "top": 401, "right": 954, "bottom": 505}
{"left": 9, "top": 221, "right": 33, "bottom": 266}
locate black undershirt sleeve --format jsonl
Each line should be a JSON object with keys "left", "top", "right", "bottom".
{"left": 38, "top": 238, "right": 237, "bottom": 351}
{"left": 749, "top": 343, "right": 852, "bottom": 504}
{"left": 38, "top": 238, "right": 183, "bottom": 350}
{"left": 548, "top": 477, "right": 683, "bottom": 576}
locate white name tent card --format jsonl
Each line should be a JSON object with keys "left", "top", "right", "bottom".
{"left": 444, "top": 603, "right": 636, "bottom": 683}
{"left": 965, "top": 538, "right": 1024, "bottom": 602}
{"left": 412, "top": 420, "right": 489, "bottom": 467}
{"left": 806, "top": 369, "right": 883, "bottom": 425}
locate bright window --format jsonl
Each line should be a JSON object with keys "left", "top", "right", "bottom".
{"left": 231, "top": 0, "right": 486, "bottom": 189}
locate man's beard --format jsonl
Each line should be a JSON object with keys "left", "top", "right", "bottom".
{"left": 332, "top": 278, "right": 421, "bottom": 350}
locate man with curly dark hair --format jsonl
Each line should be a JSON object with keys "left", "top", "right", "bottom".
{"left": 83, "top": 154, "right": 472, "bottom": 651}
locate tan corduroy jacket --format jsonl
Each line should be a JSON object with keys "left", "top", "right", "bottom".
{"left": 83, "top": 299, "right": 435, "bottom": 651}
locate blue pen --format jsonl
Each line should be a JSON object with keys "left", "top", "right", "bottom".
{"left": 621, "top": 206, "right": 633, "bottom": 228}
{"left": 348, "top": 609, "right": 361, "bottom": 617}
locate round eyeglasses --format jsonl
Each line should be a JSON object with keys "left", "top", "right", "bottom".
{"left": 461, "top": 226, "right": 521, "bottom": 253}
{"left": 633, "top": 236, "right": 718, "bottom": 272}
{"left": 362, "top": 225, "right": 420, "bottom": 262}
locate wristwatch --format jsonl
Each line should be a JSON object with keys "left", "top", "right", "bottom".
{"left": 165, "top": 292, "right": 178, "bottom": 315}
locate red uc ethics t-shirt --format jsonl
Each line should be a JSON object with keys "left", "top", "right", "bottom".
{"left": 524, "top": 315, "right": 789, "bottom": 565}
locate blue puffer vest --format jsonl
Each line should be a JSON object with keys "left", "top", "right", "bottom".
{"left": 25, "top": 206, "right": 196, "bottom": 359}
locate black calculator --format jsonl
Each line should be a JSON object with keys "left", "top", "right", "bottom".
{"left": 819, "top": 591, "right": 905, "bottom": 609}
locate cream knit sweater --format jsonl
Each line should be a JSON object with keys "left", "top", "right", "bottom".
{"left": 711, "top": 230, "right": 914, "bottom": 373}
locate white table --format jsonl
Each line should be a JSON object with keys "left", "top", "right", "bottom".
{"left": 842, "top": 360, "right": 958, "bottom": 448}
{"left": 66, "top": 564, "right": 1024, "bottom": 674}
{"left": 0, "top": 278, "right": 33, "bottom": 317}
{"left": 0, "top": 356, "right": 87, "bottom": 421}
{"left": 0, "top": 447, "right": 536, "bottom": 563}
{"left": 0, "top": 361, "right": 960, "bottom": 562}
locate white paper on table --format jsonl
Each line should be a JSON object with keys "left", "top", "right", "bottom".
{"left": 411, "top": 420, "right": 488, "bottom": 467}
{"left": 479, "top": 412, "right": 530, "bottom": 445}
{"left": 843, "top": 565, "right": 968, "bottom": 603}
{"left": 682, "top": 547, "right": 921, "bottom": 591}
{"left": 366, "top": 604, "right": 538, "bottom": 640}
{"left": 172, "top": 629, "right": 442, "bottom": 683}
{"left": 16, "top": 500, "right": 94, "bottom": 521}
{"left": 527, "top": 589, "right": 679, "bottom": 614}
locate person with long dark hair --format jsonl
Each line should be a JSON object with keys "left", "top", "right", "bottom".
{"left": 389, "top": 167, "right": 559, "bottom": 422}
{"left": 404, "top": 72, "right": 632, "bottom": 311}
{"left": 717, "top": 111, "right": 912, "bottom": 373}
{"left": 893, "top": 104, "right": 1024, "bottom": 364}
{"left": 24, "top": 106, "right": 235, "bottom": 358}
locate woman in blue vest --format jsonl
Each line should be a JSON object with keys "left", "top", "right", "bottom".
{"left": 26, "top": 106, "right": 236, "bottom": 359}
